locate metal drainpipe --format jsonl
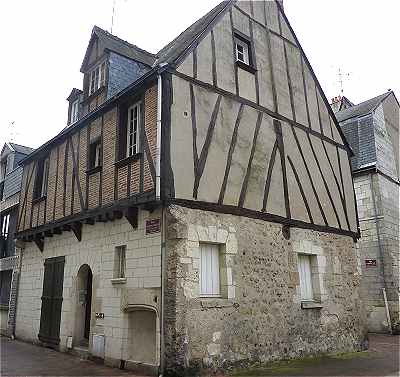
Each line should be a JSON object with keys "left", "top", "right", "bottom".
{"left": 369, "top": 172, "right": 392, "bottom": 332}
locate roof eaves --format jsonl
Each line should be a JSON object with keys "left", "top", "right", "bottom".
{"left": 20, "top": 68, "right": 158, "bottom": 165}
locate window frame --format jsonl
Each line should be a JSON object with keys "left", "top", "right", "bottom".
{"left": 33, "top": 156, "right": 50, "bottom": 200}
{"left": 199, "top": 243, "right": 221, "bottom": 297}
{"left": 88, "top": 61, "right": 106, "bottom": 96}
{"left": 233, "top": 31, "right": 256, "bottom": 73}
{"left": 126, "top": 102, "right": 141, "bottom": 158}
{"left": 114, "top": 245, "right": 126, "bottom": 279}
{"left": 70, "top": 99, "right": 79, "bottom": 124}
{"left": 298, "top": 254, "right": 314, "bottom": 302}
{"left": 88, "top": 138, "right": 102, "bottom": 172}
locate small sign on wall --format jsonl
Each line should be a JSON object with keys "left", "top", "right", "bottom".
{"left": 95, "top": 312, "right": 105, "bottom": 319}
{"left": 146, "top": 219, "right": 161, "bottom": 234}
{"left": 365, "top": 259, "right": 377, "bottom": 268}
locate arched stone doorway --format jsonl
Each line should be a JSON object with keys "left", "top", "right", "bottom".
{"left": 74, "top": 264, "right": 93, "bottom": 348}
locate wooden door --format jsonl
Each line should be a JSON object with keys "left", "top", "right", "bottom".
{"left": 38, "top": 256, "right": 65, "bottom": 345}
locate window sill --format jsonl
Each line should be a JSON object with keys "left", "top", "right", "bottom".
{"left": 199, "top": 297, "right": 238, "bottom": 309}
{"left": 32, "top": 195, "right": 46, "bottom": 205}
{"left": 86, "top": 166, "right": 102, "bottom": 175}
{"left": 111, "top": 277, "right": 127, "bottom": 285}
{"left": 301, "top": 301, "right": 323, "bottom": 310}
{"left": 236, "top": 61, "right": 257, "bottom": 74}
{"left": 115, "top": 153, "right": 142, "bottom": 168}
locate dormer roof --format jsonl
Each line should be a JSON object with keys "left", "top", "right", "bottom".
{"left": 80, "top": 26, "right": 156, "bottom": 73}
{"left": 66, "top": 88, "right": 83, "bottom": 102}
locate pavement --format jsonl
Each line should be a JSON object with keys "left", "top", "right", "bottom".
{"left": 0, "top": 334, "right": 399, "bottom": 376}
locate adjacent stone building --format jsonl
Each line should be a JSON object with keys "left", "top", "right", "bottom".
{"left": 334, "top": 91, "right": 399, "bottom": 333}
{"left": 14, "top": 1, "right": 366, "bottom": 375}
{"left": 0, "top": 142, "right": 34, "bottom": 336}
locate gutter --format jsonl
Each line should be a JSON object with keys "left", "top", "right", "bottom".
{"left": 20, "top": 67, "right": 158, "bottom": 165}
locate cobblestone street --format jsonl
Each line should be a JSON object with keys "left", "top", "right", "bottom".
{"left": 1, "top": 334, "right": 398, "bottom": 376}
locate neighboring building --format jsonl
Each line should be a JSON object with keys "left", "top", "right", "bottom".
{"left": 14, "top": 1, "right": 365, "bottom": 375}
{"left": 0, "top": 142, "right": 34, "bottom": 336}
{"left": 334, "top": 91, "right": 400, "bottom": 333}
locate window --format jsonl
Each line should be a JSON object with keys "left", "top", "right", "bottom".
{"left": 114, "top": 245, "right": 126, "bottom": 279}
{"left": 89, "top": 61, "right": 106, "bottom": 95}
{"left": 126, "top": 102, "right": 141, "bottom": 157}
{"left": 1, "top": 214, "right": 10, "bottom": 240}
{"left": 33, "top": 157, "right": 49, "bottom": 199}
{"left": 70, "top": 99, "right": 79, "bottom": 124}
{"left": 88, "top": 139, "right": 102, "bottom": 170}
{"left": 234, "top": 35, "right": 250, "bottom": 65}
{"left": 1, "top": 158, "right": 8, "bottom": 180}
{"left": 200, "top": 244, "right": 220, "bottom": 296}
{"left": 298, "top": 254, "right": 314, "bottom": 301}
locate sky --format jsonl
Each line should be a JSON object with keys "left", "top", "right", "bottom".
{"left": 1, "top": 0, "right": 398, "bottom": 150}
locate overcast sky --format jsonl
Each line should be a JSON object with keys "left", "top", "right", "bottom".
{"left": 1, "top": 0, "right": 398, "bottom": 150}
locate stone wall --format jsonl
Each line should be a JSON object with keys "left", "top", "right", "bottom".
{"left": 354, "top": 172, "right": 399, "bottom": 332}
{"left": 15, "top": 208, "right": 162, "bottom": 369}
{"left": 164, "top": 204, "right": 366, "bottom": 375}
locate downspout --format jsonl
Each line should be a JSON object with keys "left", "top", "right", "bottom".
{"left": 156, "top": 73, "right": 162, "bottom": 201}
{"left": 369, "top": 172, "right": 392, "bottom": 333}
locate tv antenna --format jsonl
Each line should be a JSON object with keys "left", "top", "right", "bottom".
{"left": 110, "top": 0, "right": 116, "bottom": 34}
{"left": 338, "top": 67, "right": 351, "bottom": 94}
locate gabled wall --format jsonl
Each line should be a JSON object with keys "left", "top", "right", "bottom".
{"left": 167, "top": 0, "right": 357, "bottom": 237}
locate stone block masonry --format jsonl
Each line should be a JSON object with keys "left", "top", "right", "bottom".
{"left": 164, "top": 205, "right": 366, "bottom": 375}
{"left": 15, "top": 208, "right": 162, "bottom": 369}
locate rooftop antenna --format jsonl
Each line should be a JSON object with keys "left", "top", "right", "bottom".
{"left": 110, "top": 0, "right": 116, "bottom": 34}
{"left": 338, "top": 67, "right": 351, "bottom": 95}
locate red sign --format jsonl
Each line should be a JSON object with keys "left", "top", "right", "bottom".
{"left": 365, "top": 259, "right": 377, "bottom": 268}
{"left": 146, "top": 219, "right": 161, "bottom": 234}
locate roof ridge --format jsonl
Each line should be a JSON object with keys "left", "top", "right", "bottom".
{"left": 93, "top": 25, "right": 155, "bottom": 57}
{"left": 354, "top": 91, "right": 391, "bottom": 107}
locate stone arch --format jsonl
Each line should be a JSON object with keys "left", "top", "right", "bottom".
{"left": 73, "top": 264, "right": 93, "bottom": 348}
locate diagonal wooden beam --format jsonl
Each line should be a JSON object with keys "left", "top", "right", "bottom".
{"left": 125, "top": 207, "right": 138, "bottom": 229}
{"left": 69, "top": 137, "right": 85, "bottom": 211}
{"left": 218, "top": 104, "right": 244, "bottom": 204}
{"left": 274, "top": 120, "right": 291, "bottom": 219}
{"left": 291, "top": 126, "right": 328, "bottom": 226}
{"left": 34, "top": 237, "right": 44, "bottom": 252}
{"left": 70, "top": 222, "right": 82, "bottom": 242}
{"left": 287, "top": 156, "right": 313, "bottom": 224}
{"left": 238, "top": 111, "right": 263, "bottom": 207}
{"left": 193, "top": 94, "right": 222, "bottom": 199}
{"left": 262, "top": 140, "right": 279, "bottom": 212}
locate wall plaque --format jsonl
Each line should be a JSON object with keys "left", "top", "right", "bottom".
{"left": 365, "top": 259, "right": 377, "bottom": 268}
{"left": 146, "top": 219, "right": 161, "bottom": 234}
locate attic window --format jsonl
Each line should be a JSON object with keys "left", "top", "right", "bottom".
{"left": 89, "top": 61, "right": 106, "bottom": 95}
{"left": 234, "top": 32, "right": 255, "bottom": 73}
{"left": 70, "top": 99, "right": 79, "bottom": 124}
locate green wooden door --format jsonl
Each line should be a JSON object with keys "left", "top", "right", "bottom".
{"left": 38, "top": 256, "right": 65, "bottom": 345}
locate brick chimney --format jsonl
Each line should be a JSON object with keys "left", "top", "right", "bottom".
{"left": 330, "top": 95, "right": 342, "bottom": 113}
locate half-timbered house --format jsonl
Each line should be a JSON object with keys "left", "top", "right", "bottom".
{"left": 15, "top": 1, "right": 366, "bottom": 374}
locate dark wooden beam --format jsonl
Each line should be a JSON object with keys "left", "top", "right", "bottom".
{"left": 70, "top": 222, "right": 82, "bottom": 242}
{"left": 53, "top": 228, "right": 62, "bottom": 235}
{"left": 85, "top": 218, "right": 95, "bottom": 225}
{"left": 34, "top": 237, "right": 44, "bottom": 252}
{"left": 125, "top": 207, "right": 138, "bottom": 229}
{"left": 44, "top": 230, "right": 53, "bottom": 238}
{"left": 62, "top": 224, "right": 71, "bottom": 231}
{"left": 113, "top": 210, "right": 123, "bottom": 220}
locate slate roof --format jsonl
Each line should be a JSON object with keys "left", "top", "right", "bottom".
{"left": 8, "top": 143, "right": 35, "bottom": 156}
{"left": 335, "top": 92, "right": 392, "bottom": 122}
{"left": 81, "top": 26, "right": 156, "bottom": 72}
{"left": 155, "top": 1, "right": 232, "bottom": 65}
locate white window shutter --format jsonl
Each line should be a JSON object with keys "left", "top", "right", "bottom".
{"left": 298, "top": 254, "right": 313, "bottom": 301}
{"left": 200, "top": 244, "right": 220, "bottom": 296}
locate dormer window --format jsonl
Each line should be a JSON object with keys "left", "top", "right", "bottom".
{"left": 89, "top": 61, "right": 106, "bottom": 95}
{"left": 70, "top": 99, "right": 79, "bottom": 124}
